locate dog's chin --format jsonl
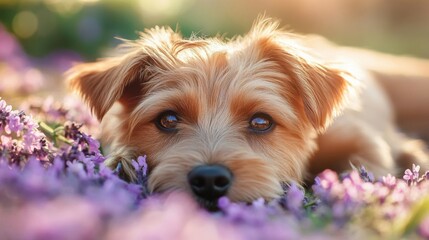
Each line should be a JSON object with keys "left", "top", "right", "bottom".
{"left": 194, "top": 197, "right": 220, "bottom": 212}
{"left": 152, "top": 188, "right": 220, "bottom": 211}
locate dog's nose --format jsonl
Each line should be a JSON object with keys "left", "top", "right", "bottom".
{"left": 187, "top": 165, "right": 233, "bottom": 201}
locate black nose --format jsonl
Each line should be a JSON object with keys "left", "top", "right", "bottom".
{"left": 187, "top": 165, "right": 233, "bottom": 201}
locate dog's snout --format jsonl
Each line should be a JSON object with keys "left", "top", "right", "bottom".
{"left": 187, "top": 165, "right": 233, "bottom": 201}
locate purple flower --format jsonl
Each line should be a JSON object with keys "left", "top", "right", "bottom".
{"left": 86, "top": 135, "right": 100, "bottom": 153}
{"left": 52, "top": 156, "right": 65, "bottom": 171}
{"left": 98, "top": 163, "right": 114, "bottom": 178}
{"left": 382, "top": 174, "right": 396, "bottom": 188}
{"left": 403, "top": 169, "right": 413, "bottom": 182}
{"left": 66, "top": 160, "right": 87, "bottom": 179}
{"left": 285, "top": 183, "right": 305, "bottom": 217}
{"left": 218, "top": 196, "right": 231, "bottom": 209}
{"left": 403, "top": 164, "right": 421, "bottom": 185}
{"left": 6, "top": 114, "right": 22, "bottom": 133}
{"left": 252, "top": 198, "right": 265, "bottom": 208}
{"left": 413, "top": 164, "right": 421, "bottom": 179}
{"left": 130, "top": 155, "right": 149, "bottom": 197}
{"left": 131, "top": 155, "right": 148, "bottom": 175}
{"left": 0, "top": 24, "right": 20, "bottom": 59}
{"left": 312, "top": 169, "right": 340, "bottom": 201}
{"left": 137, "top": 156, "right": 148, "bottom": 174}
{"left": 359, "top": 166, "right": 375, "bottom": 182}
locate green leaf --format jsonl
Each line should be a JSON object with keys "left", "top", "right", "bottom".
{"left": 394, "top": 196, "right": 429, "bottom": 237}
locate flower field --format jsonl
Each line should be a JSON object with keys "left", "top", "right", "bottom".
{"left": 1, "top": 23, "right": 429, "bottom": 240}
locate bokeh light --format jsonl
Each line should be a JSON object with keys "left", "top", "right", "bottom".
{"left": 12, "top": 11, "right": 38, "bottom": 38}
{"left": 0, "top": 0, "right": 428, "bottom": 98}
{"left": 138, "top": 0, "right": 194, "bottom": 21}
{"left": 43, "top": 0, "right": 95, "bottom": 15}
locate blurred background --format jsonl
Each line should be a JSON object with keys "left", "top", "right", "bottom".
{"left": 1, "top": 0, "right": 429, "bottom": 102}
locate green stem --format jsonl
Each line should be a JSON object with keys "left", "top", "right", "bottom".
{"left": 304, "top": 200, "right": 318, "bottom": 208}
{"left": 39, "top": 122, "right": 73, "bottom": 146}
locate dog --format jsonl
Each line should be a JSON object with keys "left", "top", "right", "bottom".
{"left": 67, "top": 17, "right": 429, "bottom": 208}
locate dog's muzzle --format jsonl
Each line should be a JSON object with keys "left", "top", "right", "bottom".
{"left": 187, "top": 164, "right": 233, "bottom": 203}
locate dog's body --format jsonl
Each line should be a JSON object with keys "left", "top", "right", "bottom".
{"left": 300, "top": 37, "right": 429, "bottom": 177}
{"left": 68, "top": 18, "right": 429, "bottom": 206}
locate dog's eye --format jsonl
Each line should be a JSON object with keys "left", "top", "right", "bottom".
{"left": 156, "top": 111, "right": 179, "bottom": 132}
{"left": 249, "top": 113, "right": 274, "bottom": 133}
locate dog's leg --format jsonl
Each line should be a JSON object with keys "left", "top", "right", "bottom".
{"left": 311, "top": 118, "right": 429, "bottom": 180}
{"left": 105, "top": 145, "right": 138, "bottom": 181}
{"left": 384, "top": 126, "right": 429, "bottom": 171}
{"left": 356, "top": 52, "right": 429, "bottom": 171}
{"left": 310, "top": 116, "right": 398, "bottom": 178}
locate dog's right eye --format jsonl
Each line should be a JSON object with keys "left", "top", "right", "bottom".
{"left": 248, "top": 113, "right": 274, "bottom": 133}
{"left": 156, "top": 111, "right": 179, "bottom": 132}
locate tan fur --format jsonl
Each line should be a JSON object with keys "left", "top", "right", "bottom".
{"left": 67, "top": 17, "right": 429, "bottom": 202}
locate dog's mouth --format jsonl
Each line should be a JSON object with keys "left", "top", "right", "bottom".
{"left": 195, "top": 197, "right": 220, "bottom": 211}
{"left": 150, "top": 187, "right": 221, "bottom": 211}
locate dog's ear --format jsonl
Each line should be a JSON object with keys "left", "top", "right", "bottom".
{"left": 67, "top": 52, "right": 146, "bottom": 120}
{"left": 294, "top": 60, "right": 352, "bottom": 131}
{"left": 67, "top": 27, "right": 181, "bottom": 120}
{"left": 263, "top": 39, "right": 353, "bottom": 131}
{"left": 249, "top": 19, "right": 354, "bottom": 131}
{"left": 272, "top": 43, "right": 353, "bottom": 131}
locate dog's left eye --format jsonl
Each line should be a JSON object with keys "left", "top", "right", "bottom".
{"left": 249, "top": 113, "right": 274, "bottom": 133}
{"left": 156, "top": 111, "right": 179, "bottom": 132}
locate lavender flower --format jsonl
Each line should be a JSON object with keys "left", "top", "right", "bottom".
{"left": 283, "top": 183, "right": 305, "bottom": 218}
{"left": 21, "top": 96, "right": 99, "bottom": 137}
{"left": 359, "top": 165, "right": 375, "bottom": 182}
{"left": 0, "top": 98, "right": 50, "bottom": 165}
{"left": 0, "top": 26, "right": 45, "bottom": 95}
{"left": 131, "top": 155, "right": 149, "bottom": 197}
{"left": 403, "top": 164, "right": 421, "bottom": 185}
{"left": 382, "top": 174, "right": 396, "bottom": 188}
{"left": 404, "top": 169, "right": 413, "bottom": 181}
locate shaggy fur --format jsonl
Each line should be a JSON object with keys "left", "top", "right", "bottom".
{"left": 67, "top": 17, "right": 429, "bottom": 202}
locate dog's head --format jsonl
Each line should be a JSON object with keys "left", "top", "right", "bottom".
{"left": 67, "top": 18, "right": 354, "bottom": 207}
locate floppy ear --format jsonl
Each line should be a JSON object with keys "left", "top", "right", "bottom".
{"left": 66, "top": 51, "right": 148, "bottom": 120}
{"left": 300, "top": 63, "right": 351, "bottom": 129}
{"left": 247, "top": 17, "right": 356, "bottom": 131}
{"left": 67, "top": 26, "right": 182, "bottom": 120}
{"left": 292, "top": 57, "right": 352, "bottom": 130}
{"left": 256, "top": 36, "right": 354, "bottom": 131}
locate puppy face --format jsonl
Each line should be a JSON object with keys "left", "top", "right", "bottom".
{"left": 68, "top": 18, "right": 353, "bottom": 203}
